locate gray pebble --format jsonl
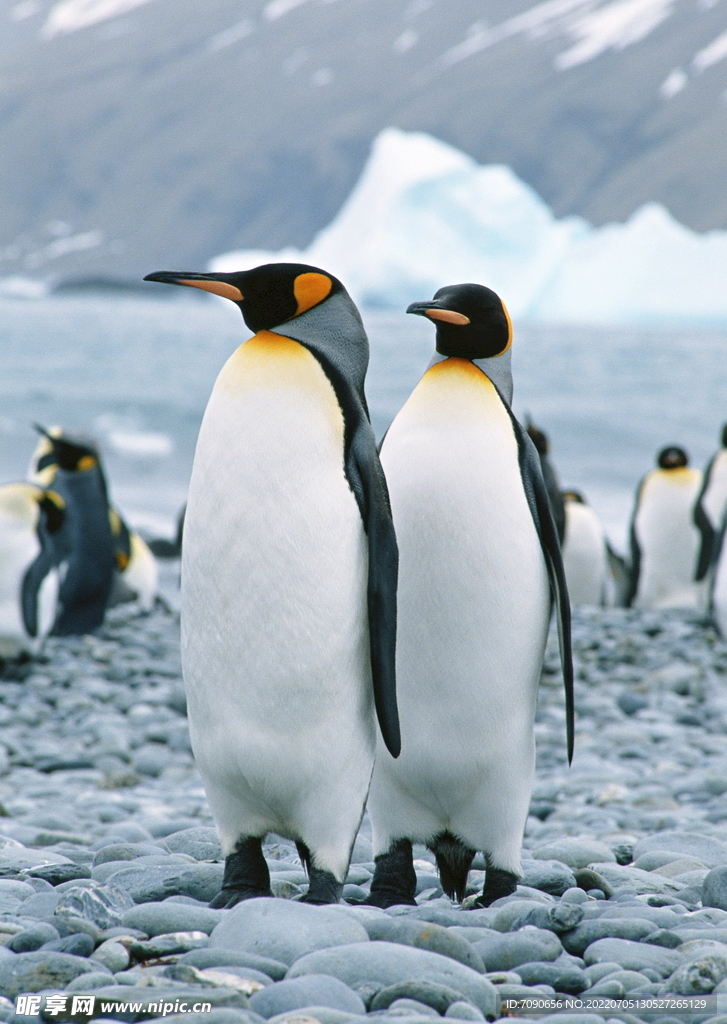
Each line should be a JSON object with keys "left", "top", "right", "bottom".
{"left": 104, "top": 861, "right": 224, "bottom": 903}
{"left": 513, "top": 961, "right": 588, "bottom": 993}
{"left": 131, "top": 930, "right": 210, "bottom": 958}
{"left": 41, "top": 932, "right": 95, "bottom": 956}
{"left": 582, "top": 938, "right": 681, "bottom": 977}
{"left": 178, "top": 948, "right": 288, "bottom": 981}
{"left": 249, "top": 974, "right": 366, "bottom": 1018}
{"left": 122, "top": 899, "right": 221, "bottom": 936}
{"left": 163, "top": 827, "right": 223, "bottom": 862}
{"left": 444, "top": 1000, "right": 484, "bottom": 1020}
{"left": 0, "top": 950, "right": 105, "bottom": 998}
{"left": 521, "top": 860, "right": 577, "bottom": 896}
{"left": 474, "top": 927, "right": 563, "bottom": 970}
{"left": 92, "top": 842, "right": 169, "bottom": 865}
{"left": 530, "top": 839, "right": 616, "bottom": 869}
{"left": 54, "top": 880, "right": 134, "bottom": 928}
{"left": 362, "top": 916, "right": 484, "bottom": 972}
{"left": 561, "top": 917, "right": 657, "bottom": 955}
{"left": 370, "top": 979, "right": 478, "bottom": 1014}
{"left": 6, "top": 923, "right": 60, "bottom": 952}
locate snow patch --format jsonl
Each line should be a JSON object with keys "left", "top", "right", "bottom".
{"left": 211, "top": 127, "right": 727, "bottom": 326}
{"left": 42, "top": 0, "right": 157, "bottom": 38}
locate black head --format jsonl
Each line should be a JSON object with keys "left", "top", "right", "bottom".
{"left": 407, "top": 283, "right": 512, "bottom": 359}
{"left": 34, "top": 424, "right": 100, "bottom": 473}
{"left": 563, "top": 490, "right": 585, "bottom": 504}
{"left": 658, "top": 446, "right": 688, "bottom": 469}
{"left": 526, "top": 419, "right": 549, "bottom": 456}
{"left": 144, "top": 263, "right": 345, "bottom": 333}
{"left": 721, "top": 423, "right": 727, "bottom": 448}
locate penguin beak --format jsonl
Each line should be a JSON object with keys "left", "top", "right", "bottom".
{"left": 406, "top": 301, "right": 470, "bottom": 326}
{"left": 144, "top": 271, "right": 244, "bottom": 303}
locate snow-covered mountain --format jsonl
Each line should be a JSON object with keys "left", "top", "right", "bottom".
{"left": 0, "top": 0, "right": 726, "bottom": 289}
{"left": 211, "top": 127, "right": 727, "bottom": 323}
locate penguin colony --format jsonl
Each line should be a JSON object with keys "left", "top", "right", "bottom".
{"left": 0, "top": 427, "right": 160, "bottom": 663}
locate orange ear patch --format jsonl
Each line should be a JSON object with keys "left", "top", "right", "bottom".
{"left": 501, "top": 300, "right": 513, "bottom": 353}
{"left": 294, "top": 272, "right": 332, "bottom": 316}
{"left": 77, "top": 455, "right": 97, "bottom": 472}
{"left": 425, "top": 308, "right": 470, "bottom": 325}
{"left": 178, "top": 279, "right": 244, "bottom": 302}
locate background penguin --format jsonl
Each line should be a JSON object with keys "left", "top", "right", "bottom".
{"left": 561, "top": 491, "right": 610, "bottom": 606}
{"left": 693, "top": 424, "right": 727, "bottom": 582}
{"left": 30, "top": 427, "right": 158, "bottom": 613}
{"left": 627, "top": 446, "right": 708, "bottom": 610}
{"left": 526, "top": 420, "right": 566, "bottom": 545}
{"left": 31, "top": 428, "right": 116, "bottom": 635}
{"left": 365, "top": 282, "right": 573, "bottom": 909}
{"left": 710, "top": 509, "right": 727, "bottom": 637}
{"left": 144, "top": 262, "right": 399, "bottom": 907}
{"left": 0, "top": 483, "right": 65, "bottom": 663}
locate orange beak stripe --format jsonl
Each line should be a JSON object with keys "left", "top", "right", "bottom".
{"left": 178, "top": 279, "right": 244, "bottom": 302}
{"left": 425, "top": 308, "right": 470, "bottom": 326}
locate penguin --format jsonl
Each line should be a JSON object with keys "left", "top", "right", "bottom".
{"left": 711, "top": 508, "right": 727, "bottom": 637}
{"left": 365, "top": 283, "right": 573, "bottom": 909}
{"left": 148, "top": 505, "right": 186, "bottom": 558}
{"left": 30, "top": 427, "right": 158, "bottom": 614}
{"left": 561, "top": 491, "right": 610, "bottom": 606}
{"left": 0, "top": 483, "right": 65, "bottom": 662}
{"left": 693, "top": 424, "right": 727, "bottom": 581}
{"left": 627, "top": 446, "right": 708, "bottom": 610}
{"left": 143, "top": 262, "right": 399, "bottom": 907}
{"left": 526, "top": 420, "right": 566, "bottom": 545}
{"left": 31, "top": 427, "right": 116, "bottom": 635}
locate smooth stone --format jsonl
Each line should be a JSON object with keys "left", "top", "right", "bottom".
{"left": 92, "top": 842, "right": 169, "bottom": 865}
{"left": 163, "top": 828, "right": 223, "bottom": 862}
{"left": 78, "top": 984, "right": 250, "bottom": 1012}
{"left": 582, "top": 977, "right": 624, "bottom": 996}
{"left": 122, "top": 900, "right": 221, "bottom": 936}
{"left": 606, "top": 968, "right": 661, "bottom": 992}
{"left": 179, "top": 948, "right": 288, "bottom": 980}
{"left": 583, "top": 962, "right": 622, "bottom": 985}
{"left": 210, "top": 898, "right": 368, "bottom": 966}
{"left": 583, "top": 863, "right": 682, "bottom": 895}
{"left": 23, "top": 863, "right": 92, "bottom": 885}
{"left": 104, "top": 862, "right": 224, "bottom": 903}
{"left": 513, "top": 962, "right": 588, "bottom": 993}
{"left": 131, "top": 930, "right": 210, "bottom": 958}
{"left": 0, "top": 881, "right": 34, "bottom": 900}
{"left": 702, "top": 867, "right": 727, "bottom": 911}
{"left": 66, "top": 970, "right": 121, "bottom": 992}
{"left": 91, "top": 938, "right": 131, "bottom": 972}
{"left": 286, "top": 941, "right": 499, "bottom": 1018}
{"left": 54, "top": 880, "right": 134, "bottom": 928}
{"left": 42, "top": 932, "right": 95, "bottom": 956}
{"left": 521, "top": 861, "right": 577, "bottom": 896}
{"left": 137, "top": 1014, "right": 259, "bottom": 1024}
{"left": 491, "top": 900, "right": 583, "bottom": 934}
{"left": 372, "top": 979, "right": 479, "bottom": 1015}
{"left": 496, "top": 983, "right": 556, "bottom": 999}
{"left": 166, "top": 963, "right": 273, "bottom": 991}
{"left": 473, "top": 927, "right": 563, "bottom": 970}
{"left": 667, "top": 952, "right": 727, "bottom": 994}
{"left": 653, "top": 858, "right": 707, "bottom": 878}
{"left": 644, "top": 929, "right": 683, "bottom": 948}
{"left": 266, "top": 1010, "right": 360, "bottom": 1024}
{"left": 531, "top": 839, "right": 616, "bottom": 869}
{"left": 633, "top": 832, "right": 727, "bottom": 869}
{"left": 19, "top": 890, "right": 60, "bottom": 919}
{"left": 0, "top": 950, "right": 105, "bottom": 998}
{"left": 444, "top": 1000, "right": 485, "bottom": 1020}
{"left": 560, "top": 918, "right": 656, "bottom": 955}
{"left": 6, "top": 923, "right": 60, "bottom": 952}
{"left": 582, "top": 938, "right": 681, "bottom": 977}
{"left": 387, "top": 997, "right": 440, "bottom": 1016}
{"left": 572, "top": 871, "right": 614, "bottom": 898}
{"left": 250, "top": 974, "right": 366, "bottom": 1018}
{"left": 633, "top": 851, "right": 684, "bottom": 872}
{"left": 362, "top": 916, "right": 484, "bottom": 972}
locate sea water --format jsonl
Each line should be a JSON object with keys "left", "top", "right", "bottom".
{"left": 1, "top": 292, "right": 725, "bottom": 551}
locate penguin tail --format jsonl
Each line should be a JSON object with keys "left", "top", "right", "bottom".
{"left": 429, "top": 831, "right": 475, "bottom": 902}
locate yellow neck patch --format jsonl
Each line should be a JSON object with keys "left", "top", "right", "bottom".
{"left": 293, "top": 272, "right": 332, "bottom": 316}
{"left": 77, "top": 455, "right": 97, "bottom": 472}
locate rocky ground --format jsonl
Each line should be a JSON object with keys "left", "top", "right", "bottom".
{"left": 2, "top": 569, "right": 727, "bottom": 1023}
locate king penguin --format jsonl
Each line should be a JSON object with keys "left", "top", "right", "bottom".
{"left": 143, "top": 262, "right": 399, "bottom": 907}
{"left": 0, "top": 483, "right": 65, "bottom": 662}
{"left": 627, "top": 446, "right": 708, "bottom": 610}
{"left": 693, "top": 424, "right": 727, "bottom": 582}
{"left": 31, "top": 428, "right": 116, "bottom": 635}
{"left": 526, "top": 420, "right": 566, "bottom": 545}
{"left": 561, "top": 491, "right": 610, "bottom": 606}
{"left": 365, "top": 283, "right": 573, "bottom": 909}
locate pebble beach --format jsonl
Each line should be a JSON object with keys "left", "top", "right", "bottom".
{"left": 2, "top": 566, "right": 727, "bottom": 1023}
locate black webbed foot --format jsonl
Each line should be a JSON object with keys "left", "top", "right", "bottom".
{"left": 364, "top": 838, "right": 418, "bottom": 907}
{"left": 209, "top": 836, "right": 272, "bottom": 908}
{"left": 295, "top": 841, "right": 343, "bottom": 904}
{"left": 471, "top": 865, "right": 518, "bottom": 907}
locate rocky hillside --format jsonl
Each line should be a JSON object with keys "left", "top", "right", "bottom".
{"left": 0, "top": 0, "right": 726, "bottom": 285}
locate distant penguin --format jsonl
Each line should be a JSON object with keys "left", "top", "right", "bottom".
{"left": 694, "top": 424, "right": 727, "bottom": 581}
{"left": 365, "top": 283, "right": 573, "bottom": 909}
{"left": 711, "top": 510, "right": 727, "bottom": 637}
{"left": 526, "top": 420, "right": 566, "bottom": 545}
{"left": 148, "top": 505, "right": 186, "bottom": 558}
{"left": 561, "top": 491, "right": 609, "bottom": 606}
{"left": 627, "top": 446, "right": 708, "bottom": 610}
{"left": 30, "top": 427, "right": 158, "bottom": 613}
{"left": 144, "top": 263, "right": 398, "bottom": 907}
{"left": 0, "top": 483, "right": 65, "bottom": 661}
{"left": 32, "top": 427, "right": 116, "bottom": 634}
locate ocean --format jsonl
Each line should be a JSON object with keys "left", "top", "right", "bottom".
{"left": 1, "top": 291, "right": 725, "bottom": 552}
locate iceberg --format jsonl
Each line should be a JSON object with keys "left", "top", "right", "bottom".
{"left": 211, "top": 128, "right": 727, "bottom": 326}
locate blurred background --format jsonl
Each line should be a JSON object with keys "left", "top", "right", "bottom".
{"left": 1, "top": 0, "right": 726, "bottom": 549}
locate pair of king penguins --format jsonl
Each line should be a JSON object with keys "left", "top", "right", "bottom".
{"left": 145, "top": 263, "right": 573, "bottom": 909}
{"left": 627, "top": 447, "right": 709, "bottom": 611}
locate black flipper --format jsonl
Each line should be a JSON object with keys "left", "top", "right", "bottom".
{"left": 694, "top": 456, "right": 718, "bottom": 581}
{"left": 625, "top": 476, "right": 645, "bottom": 607}
{"left": 20, "top": 491, "right": 66, "bottom": 638}
{"left": 504, "top": 407, "right": 575, "bottom": 763}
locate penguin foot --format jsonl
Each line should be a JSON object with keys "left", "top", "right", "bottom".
{"left": 471, "top": 867, "right": 518, "bottom": 908}
{"left": 209, "top": 837, "right": 272, "bottom": 908}
{"left": 299, "top": 865, "right": 343, "bottom": 905}
{"left": 366, "top": 838, "right": 418, "bottom": 908}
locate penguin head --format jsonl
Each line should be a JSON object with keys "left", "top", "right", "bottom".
{"left": 658, "top": 446, "right": 689, "bottom": 470}
{"left": 33, "top": 425, "right": 100, "bottom": 474}
{"left": 526, "top": 420, "right": 550, "bottom": 456}
{"left": 721, "top": 423, "right": 727, "bottom": 448}
{"left": 143, "top": 263, "right": 344, "bottom": 333}
{"left": 407, "top": 283, "right": 512, "bottom": 360}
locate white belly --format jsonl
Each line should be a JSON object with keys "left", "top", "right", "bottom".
{"left": 369, "top": 359, "right": 550, "bottom": 873}
{"left": 182, "top": 332, "right": 375, "bottom": 877}
{"left": 634, "top": 468, "right": 705, "bottom": 609}
{"left": 562, "top": 501, "right": 608, "bottom": 606}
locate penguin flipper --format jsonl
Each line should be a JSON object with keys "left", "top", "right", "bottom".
{"left": 351, "top": 434, "right": 401, "bottom": 758}
{"left": 512, "top": 420, "right": 575, "bottom": 763}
